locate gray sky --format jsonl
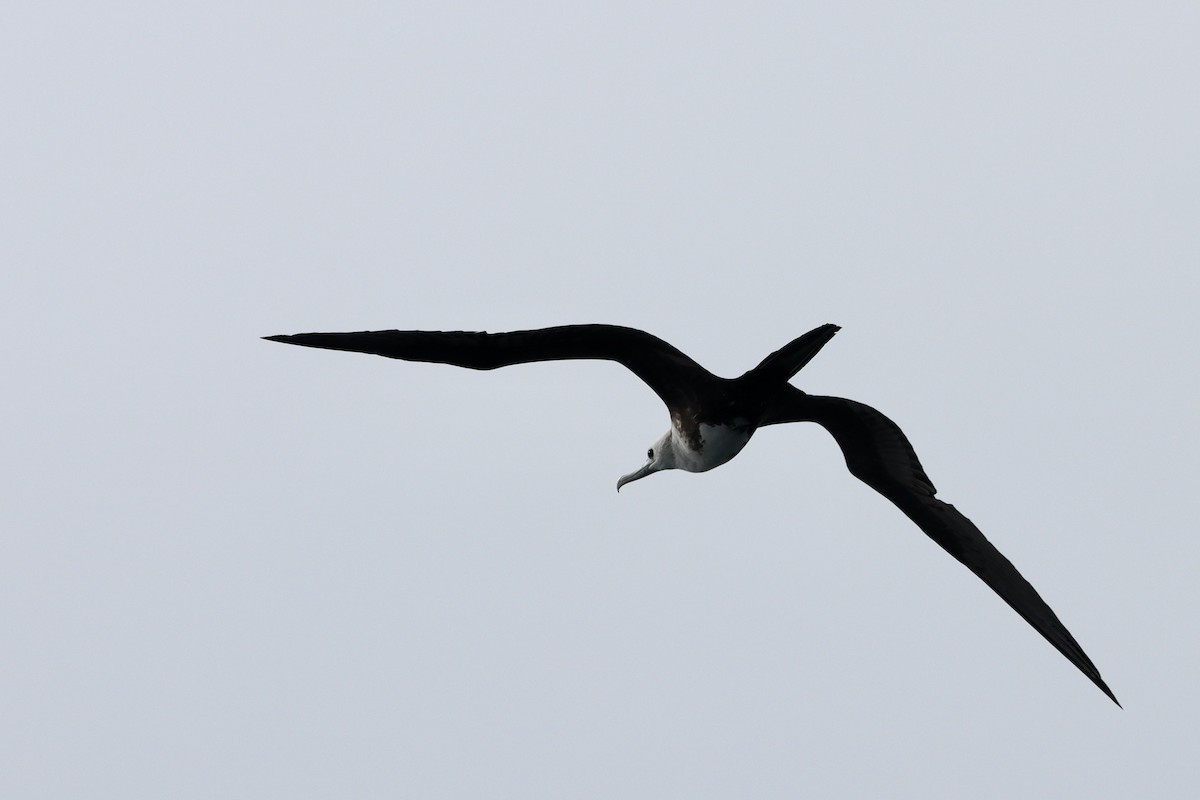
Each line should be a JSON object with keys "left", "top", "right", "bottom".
{"left": 4, "top": 2, "right": 1199, "bottom": 797}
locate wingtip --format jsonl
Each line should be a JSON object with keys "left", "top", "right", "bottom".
{"left": 1081, "top": 667, "right": 1120, "bottom": 707}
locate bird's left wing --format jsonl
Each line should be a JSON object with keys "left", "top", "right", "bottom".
{"left": 763, "top": 388, "right": 1119, "bottom": 706}
{"left": 264, "top": 325, "right": 711, "bottom": 409}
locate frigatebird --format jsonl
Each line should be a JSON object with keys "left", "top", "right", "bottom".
{"left": 264, "top": 323, "right": 1118, "bottom": 705}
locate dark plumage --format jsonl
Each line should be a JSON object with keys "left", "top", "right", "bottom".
{"left": 265, "top": 323, "right": 1118, "bottom": 706}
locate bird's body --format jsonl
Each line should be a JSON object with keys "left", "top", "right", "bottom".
{"left": 264, "top": 323, "right": 1119, "bottom": 706}
{"left": 678, "top": 421, "right": 755, "bottom": 470}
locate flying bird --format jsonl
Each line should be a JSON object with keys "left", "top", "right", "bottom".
{"left": 264, "top": 323, "right": 1118, "bottom": 705}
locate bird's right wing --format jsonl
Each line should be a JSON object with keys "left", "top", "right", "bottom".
{"left": 264, "top": 325, "right": 711, "bottom": 409}
{"left": 763, "top": 388, "right": 1119, "bottom": 706}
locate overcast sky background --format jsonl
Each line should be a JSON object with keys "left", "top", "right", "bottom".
{"left": 4, "top": 2, "right": 1199, "bottom": 797}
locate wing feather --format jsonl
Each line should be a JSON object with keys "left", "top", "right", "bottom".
{"left": 264, "top": 325, "right": 711, "bottom": 408}
{"left": 765, "top": 389, "right": 1119, "bottom": 705}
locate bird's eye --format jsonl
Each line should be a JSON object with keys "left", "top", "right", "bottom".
{"left": 647, "top": 448, "right": 654, "bottom": 459}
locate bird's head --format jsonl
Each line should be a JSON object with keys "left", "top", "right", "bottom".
{"left": 616, "top": 430, "right": 678, "bottom": 491}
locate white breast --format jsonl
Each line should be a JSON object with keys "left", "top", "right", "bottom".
{"left": 673, "top": 421, "right": 753, "bottom": 472}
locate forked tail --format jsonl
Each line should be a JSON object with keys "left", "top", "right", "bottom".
{"left": 741, "top": 323, "right": 840, "bottom": 387}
